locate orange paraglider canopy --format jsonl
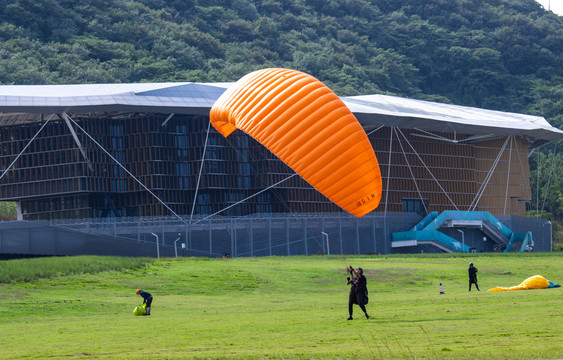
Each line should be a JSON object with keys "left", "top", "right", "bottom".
{"left": 210, "top": 68, "right": 381, "bottom": 217}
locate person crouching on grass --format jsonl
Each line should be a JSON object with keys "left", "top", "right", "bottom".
{"left": 136, "top": 289, "right": 153, "bottom": 315}
{"left": 346, "top": 266, "right": 370, "bottom": 320}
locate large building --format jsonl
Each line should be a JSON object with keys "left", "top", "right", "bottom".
{"left": 0, "top": 82, "right": 561, "bottom": 256}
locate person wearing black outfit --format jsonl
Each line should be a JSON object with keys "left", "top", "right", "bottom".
{"left": 346, "top": 266, "right": 370, "bottom": 320}
{"left": 136, "top": 289, "right": 153, "bottom": 315}
{"left": 468, "top": 263, "right": 480, "bottom": 291}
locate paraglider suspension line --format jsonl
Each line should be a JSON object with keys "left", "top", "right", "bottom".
{"left": 65, "top": 114, "right": 188, "bottom": 225}
{"left": 539, "top": 142, "right": 557, "bottom": 220}
{"left": 468, "top": 136, "right": 510, "bottom": 212}
{"left": 394, "top": 127, "right": 428, "bottom": 215}
{"left": 396, "top": 128, "right": 459, "bottom": 210}
{"left": 189, "top": 121, "right": 212, "bottom": 225}
{"left": 193, "top": 173, "right": 298, "bottom": 225}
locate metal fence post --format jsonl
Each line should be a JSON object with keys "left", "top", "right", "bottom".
{"left": 161, "top": 219, "right": 165, "bottom": 246}
{"left": 185, "top": 224, "right": 189, "bottom": 250}
{"left": 356, "top": 218, "right": 360, "bottom": 254}
{"left": 231, "top": 219, "right": 236, "bottom": 258}
{"left": 151, "top": 232, "right": 159, "bottom": 258}
{"left": 304, "top": 218, "right": 308, "bottom": 255}
{"left": 339, "top": 216, "right": 343, "bottom": 254}
{"left": 286, "top": 218, "right": 290, "bottom": 255}
{"left": 373, "top": 215, "right": 377, "bottom": 254}
{"left": 384, "top": 216, "right": 388, "bottom": 254}
{"left": 250, "top": 218, "right": 254, "bottom": 257}
{"left": 268, "top": 217, "right": 272, "bottom": 256}
{"left": 209, "top": 220, "right": 212, "bottom": 254}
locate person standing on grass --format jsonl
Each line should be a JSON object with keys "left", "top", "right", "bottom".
{"left": 136, "top": 289, "right": 153, "bottom": 315}
{"left": 468, "top": 263, "right": 480, "bottom": 291}
{"left": 346, "top": 266, "right": 370, "bottom": 320}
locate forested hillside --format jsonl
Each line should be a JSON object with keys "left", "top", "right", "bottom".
{"left": 0, "top": 0, "right": 562, "bottom": 221}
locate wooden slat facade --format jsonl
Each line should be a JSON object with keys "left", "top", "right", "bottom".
{"left": 0, "top": 113, "right": 531, "bottom": 220}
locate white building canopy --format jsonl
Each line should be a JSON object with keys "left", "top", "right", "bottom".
{"left": 0, "top": 82, "right": 561, "bottom": 148}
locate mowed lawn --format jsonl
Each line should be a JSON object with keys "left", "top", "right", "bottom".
{"left": 0, "top": 253, "right": 562, "bottom": 359}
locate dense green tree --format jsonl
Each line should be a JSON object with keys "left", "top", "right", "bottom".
{"left": 530, "top": 147, "right": 563, "bottom": 220}
{"left": 0, "top": 202, "right": 16, "bottom": 221}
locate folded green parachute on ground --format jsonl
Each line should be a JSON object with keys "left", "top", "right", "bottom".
{"left": 133, "top": 303, "right": 147, "bottom": 316}
{"left": 488, "top": 275, "right": 561, "bottom": 292}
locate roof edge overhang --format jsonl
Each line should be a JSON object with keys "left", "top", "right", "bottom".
{"left": 1, "top": 82, "right": 561, "bottom": 147}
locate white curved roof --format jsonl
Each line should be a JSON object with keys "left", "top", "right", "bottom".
{"left": 0, "top": 82, "right": 561, "bottom": 146}
{"left": 342, "top": 95, "right": 563, "bottom": 145}
{"left": 0, "top": 82, "right": 230, "bottom": 115}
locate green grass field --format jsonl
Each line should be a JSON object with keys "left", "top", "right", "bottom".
{"left": 0, "top": 253, "right": 562, "bottom": 359}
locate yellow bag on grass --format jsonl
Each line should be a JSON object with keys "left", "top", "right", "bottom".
{"left": 133, "top": 303, "right": 147, "bottom": 316}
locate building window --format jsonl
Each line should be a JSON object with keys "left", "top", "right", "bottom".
{"left": 401, "top": 198, "right": 429, "bottom": 217}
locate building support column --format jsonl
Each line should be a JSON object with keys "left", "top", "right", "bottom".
{"left": 16, "top": 201, "right": 23, "bottom": 221}
{"left": 303, "top": 218, "right": 308, "bottom": 255}
{"left": 61, "top": 112, "right": 94, "bottom": 172}
{"left": 504, "top": 136, "right": 513, "bottom": 215}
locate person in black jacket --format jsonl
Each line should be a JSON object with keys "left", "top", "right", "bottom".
{"left": 136, "top": 289, "right": 153, "bottom": 315}
{"left": 346, "top": 266, "right": 370, "bottom": 320}
{"left": 468, "top": 263, "right": 480, "bottom": 291}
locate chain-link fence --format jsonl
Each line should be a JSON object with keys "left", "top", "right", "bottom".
{"left": 17, "top": 212, "right": 551, "bottom": 257}
{"left": 29, "top": 212, "right": 420, "bottom": 257}
{"left": 0, "top": 220, "right": 176, "bottom": 258}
